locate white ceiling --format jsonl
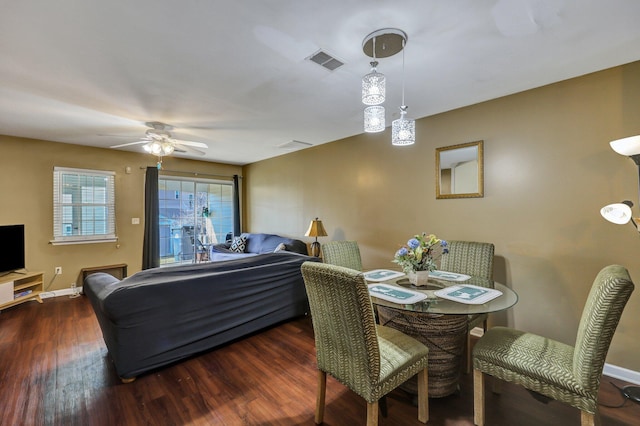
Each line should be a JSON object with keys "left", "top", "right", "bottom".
{"left": 2, "top": 0, "right": 640, "bottom": 165}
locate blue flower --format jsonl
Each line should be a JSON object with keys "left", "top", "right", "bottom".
{"left": 396, "top": 247, "right": 408, "bottom": 257}
{"left": 407, "top": 238, "right": 420, "bottom": 249}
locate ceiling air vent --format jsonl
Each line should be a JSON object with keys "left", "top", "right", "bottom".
{"left": 307, "top": 49, "right": 344, "bottom": 71}
{"left": 277, "top": 140, "right": 313, "bottom": 151}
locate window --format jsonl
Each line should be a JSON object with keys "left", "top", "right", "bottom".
{"left": 159, "top": 177, "right": 234, "bottom": 266}
{"left": 52, "top": 167, "right": 116, "bottom": 245}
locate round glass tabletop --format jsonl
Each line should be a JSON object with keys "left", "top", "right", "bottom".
{"left": 369, "top": 275, "right": 518, "bottom": 315}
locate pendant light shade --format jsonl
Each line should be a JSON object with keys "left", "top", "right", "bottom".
{"left": 362, "top": 61, "right": 386, "bottom": 105}
{"left": 364, "top": 105, "right": 385, "bottom": 133}
{"left": 392, "top": 106, "right": 415, "bottom": 146}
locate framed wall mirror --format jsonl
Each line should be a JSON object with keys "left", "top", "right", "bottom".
{"left": 436, "top": 140, "right": 484, "bottom": 199}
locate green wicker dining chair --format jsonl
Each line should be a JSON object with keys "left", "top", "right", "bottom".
{"left": 321, "top": 240, "right": 363, "bottom": 271}
{"left": 439, "top": 240, "right": 495, "bottom": 373}
{"left": 301, "top": 262, "right": 429, "bottom": 426}
{"left": 472, "top": 264, "right": 634, "bottom": 426}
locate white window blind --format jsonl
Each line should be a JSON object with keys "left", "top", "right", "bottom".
{"left": 52, "top": 167, "right": 117, "bottom": 245}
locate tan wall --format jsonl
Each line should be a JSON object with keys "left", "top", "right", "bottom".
{"left": 245, "top": 61, "right": 640, "bottom": 372}
{"left": 0, "top": 136, "right": 241, "bottom": 292}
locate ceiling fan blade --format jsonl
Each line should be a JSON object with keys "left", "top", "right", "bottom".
{"left": 175, "top": 143, "right": 206, "bottom": 155}
{"left": 110, "top": 141, "right": 146, "bottom": 149}
{"left": 173, "top": 139, "right": 208, "bottom": 149}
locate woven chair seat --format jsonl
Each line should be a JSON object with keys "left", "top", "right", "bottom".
{"left": 473, "top": 327, "right": 592, "bottom": 406}
{"left": 375, "top": 325, "right": 431, "bottom": 399}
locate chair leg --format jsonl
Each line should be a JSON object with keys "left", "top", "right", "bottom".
{"left": 315, "top": 370, "right": 326, "bottom": 425}
{"left": 473, "top": 369, "right": 485, "bottom": 426}
{"left": 464, "top": 332, "right": 472, "bottom": 374}
{"left": 580, "top": 410, "right": 597, "bottom": 426}
{"left": 379, "top": 396, "right": 387, "bottom": 418}
{"left": 417, "top": 368, "right": 429, "bottom": 423}
{"left": 366, "top": 401, "right": 379, "bottom": 426}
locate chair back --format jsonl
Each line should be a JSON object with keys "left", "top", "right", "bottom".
{"left": 573, "top": 264, "right": 634, "bottom": 391}
{"left": 321, "top": 240, "right": 363, "bottom": 271}
{"left": 440, "top": 240, "right": 494, "bottom": 279}
{"left": 301, "top": 262, "right": 380, "bottom": 390}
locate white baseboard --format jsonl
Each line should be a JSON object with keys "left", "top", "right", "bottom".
{"left": 40, "top": 287, "right": 82, "bottom": 299}
{"left": 603, "top": 364, "right": 640, "bottom": 385}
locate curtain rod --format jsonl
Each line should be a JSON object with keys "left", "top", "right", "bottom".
{"left": 139, "top": 166, "right": 242, "bottom": 179}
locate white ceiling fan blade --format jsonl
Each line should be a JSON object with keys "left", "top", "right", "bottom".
{"left": 110, "top": 141, "right": 147, "bottom": 149}
{"left": 173, "top": 139, "right": 208, "bottom": 149}
{"left": 175, "top": 143, "right": 206, "bottom": 155}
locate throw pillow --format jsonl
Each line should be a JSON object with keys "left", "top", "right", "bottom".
{"left": 230, "top": 236, "right": 247, "bottom": 253}
{"left": 274, "top": 243, "right": 286, "bottom": 253}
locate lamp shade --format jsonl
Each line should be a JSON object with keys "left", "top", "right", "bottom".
{"left": 364, "top": 105, "right": 385, "bottom": 133}
{"left": 391, "top": 107, "right": 415, "bottom": 146}
{"left": 600, "top": 201, "right": 633, "bottom": 225}
{"left": 362, "top": 61, "right": 385, "bottom": 105}
{"left": 610, "top": 135, "right": 640, "bottom": 156}
{"left": 305, "top": 217, "right": 328, "bottom": 237}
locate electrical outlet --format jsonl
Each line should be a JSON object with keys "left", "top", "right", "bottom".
{"left": 55, "top": 266, "right": 62, "bottom": 275}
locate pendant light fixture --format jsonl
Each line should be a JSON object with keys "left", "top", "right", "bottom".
{"left": 362, "top": 34, "right": 385, "bottom": 133}
{"left": 364, "top": 105, "right": 385, "bottom": 133}
{"left": 362, "top": 36, "right": 385, "bottom": 106}
{"left": 392, "top": 37, "right": 415, "bottom": 146}
{"left": 361, "top": 28, "right": 411, "bottom": 140}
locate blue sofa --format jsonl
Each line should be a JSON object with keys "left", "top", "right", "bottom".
{"left": 209, "top": 232, "right": 309, "bottom": 261}
{"left": 84, "top": 251, "right": 319, "bottom": 381}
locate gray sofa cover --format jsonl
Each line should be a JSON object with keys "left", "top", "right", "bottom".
{"left": 84, "top": 252, "right": 319, "bottom": 380}
{"left": 209, "top": 233, "right": 308, "bottom": 261}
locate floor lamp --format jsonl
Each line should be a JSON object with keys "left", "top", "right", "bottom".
{"left": 601, "top": 135, "right": 640, "bottom": 404}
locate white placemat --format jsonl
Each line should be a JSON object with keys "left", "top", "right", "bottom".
{"left": 429, "top": 270, "right": 472, "bottom": 281}
{"left": 363, "top": 269, "right": 406, "bottom": 282}
{"left": 433, "top": 284, "right": 502, "bottom": 304}
{"left": 368, "top": 283, "right": 427, "bottom": 304}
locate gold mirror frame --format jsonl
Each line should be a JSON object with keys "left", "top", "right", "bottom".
{"left": 436, "top": 140, "right": 484, "bottom": 199}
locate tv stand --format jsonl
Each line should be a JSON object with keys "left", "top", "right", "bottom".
{"left": 0, "top": 271, "right": 44, "bottom": 311}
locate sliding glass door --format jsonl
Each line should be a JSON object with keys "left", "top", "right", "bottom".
{"left": 158, "top": 177, "right": 234, "bottom": 265}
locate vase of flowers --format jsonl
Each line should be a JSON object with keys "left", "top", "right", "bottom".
{"left": 393, "top": 233, "right": 448, "bottom": 286}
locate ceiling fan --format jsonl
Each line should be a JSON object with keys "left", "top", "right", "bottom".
{"left": 109, "top": 121, "right": 209, "bottom": 156}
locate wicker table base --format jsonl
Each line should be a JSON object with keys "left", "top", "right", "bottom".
{"left": 377, "top": 305, "right": 467, "bottom": 398}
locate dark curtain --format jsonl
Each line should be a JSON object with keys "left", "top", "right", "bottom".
{"left": 142, "top": 166, "right": 160, "bottom": 269}
{"left": 233, "top": 174, "right": 241, "bottom": 236}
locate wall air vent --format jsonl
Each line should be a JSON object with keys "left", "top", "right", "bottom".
{"left": 277, "top": 140, "right": 313, "bottom": 151}
{"left": 307, "top": 49, "right": 344, "bottom": 71}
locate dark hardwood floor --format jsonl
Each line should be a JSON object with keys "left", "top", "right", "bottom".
{"left": 1, "top": 296, "right": 639, "bottom": 425}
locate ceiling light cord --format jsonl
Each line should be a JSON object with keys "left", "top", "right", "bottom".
{"left": 401, "top": 38, "right": 406, "bottom": 108}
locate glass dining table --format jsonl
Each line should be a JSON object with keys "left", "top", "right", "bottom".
{"left": 368, "top": 274, "right": 518, "bottom": 398}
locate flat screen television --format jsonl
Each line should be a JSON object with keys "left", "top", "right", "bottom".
{"left": 0, "top": 224, "right": 25, "bottom": 275}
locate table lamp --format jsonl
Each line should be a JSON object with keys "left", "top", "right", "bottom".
{"left": 305, "top": 217, "right": 327, "bottom": 257}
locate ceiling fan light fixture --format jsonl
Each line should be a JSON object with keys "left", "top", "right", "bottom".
{"left": 144, "top": 140, "right": 163, "bottom": 155}
{"left": 161, "top": 141, "right": 175, "bottom": 155}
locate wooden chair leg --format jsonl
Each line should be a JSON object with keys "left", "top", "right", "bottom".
{"left": 379, "top": 395, "right": 387, "bottom": 418}
{"left": 315, "top": 370, "right": 326, "bottom": 425}
{"left": 366, "top": 400, "right": 379, "bottom": 426}
{"left": 417, "top": 368, "right": 429, "bottom": 423}
{"left": 473, "top": 369, "right": 485, "bottom": 426}
{"left": 464, "top": 332, "right": 472, "bottom": 374}
{"left": 581, "top": 410, "right": 597, "bottom": 426}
